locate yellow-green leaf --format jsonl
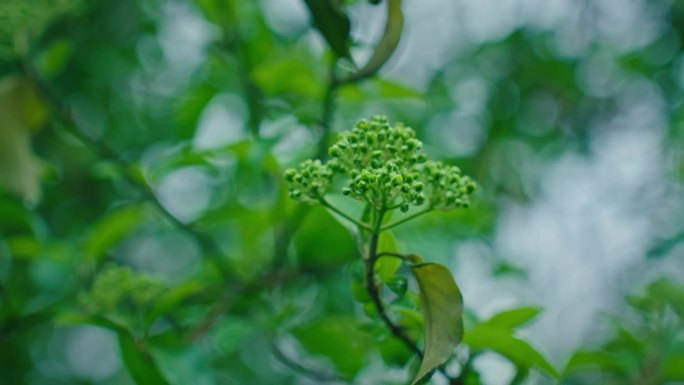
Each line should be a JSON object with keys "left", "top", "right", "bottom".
{"left": 375, "top": 231, "right": 401, "bottom": 282}
{"left": 410, "top": 262, "right": 464, "bottom": 384}
{"left": 0, "top": 76, "right": 47, "bottom": 203}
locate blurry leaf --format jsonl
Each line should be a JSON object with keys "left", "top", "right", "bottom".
{"left": 6, "top": 236, "right": 40, "bottom": 259}
{"left": 377, "top": 78, "right": 422, "bottom": 99}
{"left": 55, "top": 313, "right": 169, "bottom": 384}
{"left": 210, "top": 316, "right": 256, "bottom": 355}
{"left": 120, "top": 331, "right": 170, "bottom": 385}
{"left": 150, "top": 342, "right": 215, "bottom": 385}
{"left": 351, "top": 281, "right": 372, "bottom": 303}
{"left": 148, "top": 281, "right": 204, "bottom": 323}
{"left": 175, "top": 84, "right": 218, "bottom": 140}
{"left": 492, "top": 261, "right": 528, "bottom": 278}
{"left": 464, "top": 326, "right": 559, "bottom": 379}
{"left": 563, "top": 350, "right": 626, "bottom": 375}
{"left": 38, "top": 38, "right": 74, "bottom": 77}
{"left": 387, "top": 275, "right": 407, "bottom": 298}
{"left": 85, "top": 205, "right": 144, "bottom": 262}
{"left": 409, "top": 262, "right": 464, "bottom": 384}
{"left": 341, "top": 0, "right": 403, "bottom": 82}
{"left": 0, "top": 76, "right": 47, "bottom": 203}
{"left": 294, "top": 206, "right": 358, "bottom": 266}
{"left": 0, "top": 0, "right": 83, "bottom": 54}
{"left": 302, "top": 0, "right": 351, "bottom": 59}
{"left": 479, "top": 307, "right": 541, "bottom": 331}
{"left": 376, "top": 231, "right": 401, "bottom": 282}
{"left": 252, "top": 54, "right": 324, "bottom": 98}
{"left": 379, "top": 336, "right": 413, "bottom": 367}
{"left": 293, "top": 315, "right": 372, "bottom": 378}
{"left": 663, "top": 354, "right": 684, "bottom": 380}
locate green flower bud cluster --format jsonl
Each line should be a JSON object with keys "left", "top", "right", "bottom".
{"left": 284, "top": 159, "right": 334, "bottom": 204}
{"left": 284, "top": 115, "right": 476, "bottom": 212}
{"left": 423, "top": 161, "right": 477, "bottom": 210}
{"left": 79, "top": 264, "right": 167, "bottom": 322}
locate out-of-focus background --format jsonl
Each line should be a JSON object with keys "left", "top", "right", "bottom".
{"left": 1, "top": 0, "right": 683, "bottom": 384}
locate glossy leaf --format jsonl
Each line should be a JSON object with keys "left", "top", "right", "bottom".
{"left": 410, "top": 262, "right": 464, "bottom": 384}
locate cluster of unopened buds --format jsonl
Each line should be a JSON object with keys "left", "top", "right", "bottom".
{"left": 285, "top": 115, "right": 476, "bottom": 213}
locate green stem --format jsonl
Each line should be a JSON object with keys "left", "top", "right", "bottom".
{"left": 379, "top": 207, "right": 433, "bottom": 232}
{"left": 320, "top": 199, "right": 372, "bottom": 232}
{"left": 364, "top": 208, "right": 423, "bottom": 357}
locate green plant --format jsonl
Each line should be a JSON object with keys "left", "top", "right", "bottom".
{"left": 564, "top": 278, "right": 684, "bottom": 385}
{"left": 285, "top": 115, "right": 477, "bottom": 384}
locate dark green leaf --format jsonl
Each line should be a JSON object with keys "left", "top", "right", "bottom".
{"left": 119, "top": 332, "right": 170, "bottom": 385}
{"left": 302, "top": 0, "right": 351, "bottom": 59}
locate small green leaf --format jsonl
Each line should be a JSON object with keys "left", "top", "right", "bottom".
{"left": 464, "top": 326, "right": 559, "bottom": 379}
{"left": 410, "top": 262, "right": 464, "bottom": 384}
{"left": 376, "top": 231, "right": 401, "bottom": 282}
{"left": 302, "top": 0, "right": 351, "bottom": 59}
{"left": 480, "top": 307, "right": 541, "bottom": 331}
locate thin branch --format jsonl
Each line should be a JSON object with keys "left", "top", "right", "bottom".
{"left": 379, "top": 207, "right": 433, "bottom": 232}
{"left": 365, "top": 209, "right": 423, "bottom": 357}
{"left": 320, "top": 199, "right": 372, "bottom": 232}
{"left": 21, "top": 59, "right": 233, "bottom": 280}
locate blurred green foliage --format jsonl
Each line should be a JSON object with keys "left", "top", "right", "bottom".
{"left": 0, "top": 0, "right": 683, "bottom": 384}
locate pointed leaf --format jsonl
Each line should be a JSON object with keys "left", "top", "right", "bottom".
{"left": 481, "top": 307, "right": 541, "bottom": 331}
{"left": 464, "top": 326, "right": 559, "bottom": 379}
{"left": 410, "top": 262, "right": 464, "bottom": 384}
